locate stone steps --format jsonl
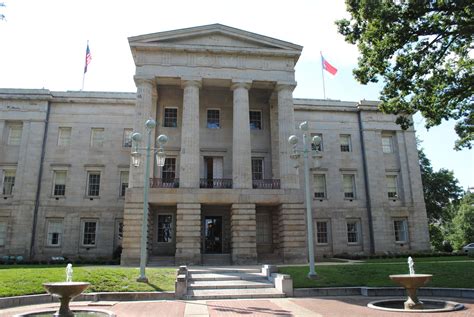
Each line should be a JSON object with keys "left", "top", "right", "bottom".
{"left": 188, "top": 279, "right": 274, "bottom": 289}
{"left": 185, "top": 288, "right": 285, "bottom": 300}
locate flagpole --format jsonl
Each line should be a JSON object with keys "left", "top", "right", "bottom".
{"left": 320, "top": 52, "right": 326, "bottom": 99}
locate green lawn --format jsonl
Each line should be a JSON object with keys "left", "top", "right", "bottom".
{"left": 279, "top": 260, "right": 474, "bottom": 289}
{"left": 361, "top": 255, "right": 470, "bottom": 263}
{"left": 0, "top": 266, "right": 175, "bottom": 297}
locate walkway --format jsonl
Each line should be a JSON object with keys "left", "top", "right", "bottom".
{"left": 1, "top": 297, "right": 473, "bottom": 317}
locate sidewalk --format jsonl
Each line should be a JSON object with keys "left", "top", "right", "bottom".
{"left": 1, "top": 296, "right": 473, "bottom": 317}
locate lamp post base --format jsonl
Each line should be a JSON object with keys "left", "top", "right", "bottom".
{"left": 136, "top": 276, "right": 149, "bottom": 283}
{"left": 307, "top": 272, "right": 318, "bottom": 280}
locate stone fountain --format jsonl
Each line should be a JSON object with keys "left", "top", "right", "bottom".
{"left": 368, "top": 257, "right": 464, "bottom": 313}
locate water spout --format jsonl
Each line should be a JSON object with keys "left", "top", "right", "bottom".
{"left": 66, "top": 263, "right": 73, "bottom": 282}
{"left": 408, "top": 256, "right": 415, "bottom": 276}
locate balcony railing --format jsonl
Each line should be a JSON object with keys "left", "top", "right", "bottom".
{"left": 200, "top": 178, "right": 233, "bottom": 189}
{"left": 150, "top": 178, "right": 179, "bottom": 188}
{"left": 252, "top": 179, "right": 281, "bottom": 189}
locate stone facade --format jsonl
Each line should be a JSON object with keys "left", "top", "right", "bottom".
{"left": 0, "top": 24, "right": 430, "bottom": 264}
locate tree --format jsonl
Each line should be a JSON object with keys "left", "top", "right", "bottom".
{"left": 337, "top": 1, "right": 474, "bottom": 150}
{"left": 450, "top": 192, "right": 474, "bottom": 250}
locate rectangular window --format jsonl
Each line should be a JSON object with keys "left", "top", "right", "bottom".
{"left": 256, "top": 213, "right": 272, "bottom": 244}
{"left": 394, "top": 219, "right": 408, "bottom": 242}
{"left": 163, "top": 108, "right": 178, "bottom": 127}
{"left": 251, "top": 158, "right": 264, "bottom": 180}
{"left": 340, "top": 134, "right": 352, "bottom": 152}
{"left": 311, "top": 133, "right": 323, "bottom": 152}
{"left": 207, "top": 109, "right": 220, "bottom": 129}
{"left": 123, "top": 128, "right": 133, "bottom": 147}
{"left": 87, "top": 172, "right": 101, "bottom": 197}
{"left": 347, "top": 220, "right": 360, "bottom": 244}
{"left": 2, "top": 170, "right": 16, "bottom": 195}
{"left": 53, "top": 171, "right": 67, "bottom": 196}
{"left": 382, "top": 135, "right": 393, "bottom": 153}
{"left": 343, "top": 174, "right": 355, "bottom": 199}
{"left": 47, "top": 220, "right": 63, "bottom": 246}
{"left": 120, "top": 171, "right": 129, "bottom": 197}
{"left": 0, "top": 222, "right": 6, "bottom": 246}
{"left": 162, "top": 158, "right": 176, "bottom": 180}
{"left": 7, "top": 124, "right": 22, "bottom": 145}
{"left": 249, "top": 110, "right": 262, "bottom": 130}
{"left": 57, "top": 127, "right": 72, "bottom": 147}
{"left": 316, "top": 221, "right": 328, "bottom": 244}
{"left": 386, "top": 175, "right": 398, "bottom": 198}
{"left": 90, "top": 128, "right": 104, "bottom": 147}
{"left": 313, "top": 174, "right": 326, "bottom": 198}
{"left": 157, "top": 215, "right": 173, "bottom": 242}
{"left": 82, "top": 221, "right": 97, "bottom": 246}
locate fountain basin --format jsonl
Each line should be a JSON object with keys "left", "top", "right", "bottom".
{"left": 389, "top": 274, "right": 432, "bottom": 288}
{"left": 14, "top": 308, "right": 115, "bottom": 317}
{"left": 368, "top": 299, "right": 464, "bottom": 313}
{"left": 43, "top": 282, "right": 90, "bottom": 317}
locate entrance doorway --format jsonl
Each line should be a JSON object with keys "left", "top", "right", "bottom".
{"left": 204, "top": 216, "right": 222, "bottom": 253}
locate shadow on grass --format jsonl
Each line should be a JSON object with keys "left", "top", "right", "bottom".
{"left": 146, "top": 282, "right": 165, "bottom": 292}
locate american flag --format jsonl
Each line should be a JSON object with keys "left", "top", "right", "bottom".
{"left": 84, "top": 42, "right": 92, "bottom": 74}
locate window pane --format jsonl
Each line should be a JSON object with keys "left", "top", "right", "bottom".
{"left": 53, "top": 171, "right": 67, "bottom": 196}
{"left": 164, "top": 108, "right": 178, "bottom": 127}
{"left": 382, "top": 136, "right": 393, "bottom": 153}
{"left": 340, "top": 135, "right": 351, "bottom": 152}
{"left": 313, "top": 174, "right": 326, "bottom": 198}
{"left": 120, "top": 171, "right": 129, "bottom": 196}
{"left": 58, "top": 127, "right": 72, "bottom": 147}
{"left": 394, "top": 219, "right": 408, "bottom": 242}
{"left": 91, "top": 128, "right": 104, "bottom": 147}
{"left": 386, "top": 175, "right": 398, "bottom": 198}
{"left": 256, "top": 213, "right": 272, "bottom": 244}
{"left": 3, "top": 170, "right": 16, "bottom": 195}
{"left": 316, "top": 221, "right": 328, "bottom": 244}
{"left": 162, "top": 158, "right": 176, "bottom": 180}
{"left": 343, "top": 175, "right": 355, "bottom": 198}
{"left": 8, "top": 125, "right": 22, "bottom": 145}
{"left": 249, "top": 111, "right": 262, "bottom": 130}
{"left": 88, "top": 172, "right": 100, "bottom": 196}
{"left": 207, "top": 110, "right": 220, "bottom": 128}
{"left": 347, "top": 221, "right": 359, "bottom": 243}
{"left": 123, "top": 129, "right": 133, "bottom": 147}
{"left": 83, "top": 221, "right": 97, "bottom": 245}
{"left": 157, "top": 215, "right": 173, "bottom": 242}
{"left": 251, "top": 158, "right": 263, "bottom": 180}
{"left": 0, "top": 222, "right": 6, "bottom": 246}
{"left": 47, "top": 220, "right": 63, "bottom": 246}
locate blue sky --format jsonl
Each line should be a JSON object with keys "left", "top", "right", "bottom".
{"left": 0, "top": 0, "right": 472, "bottom": 189}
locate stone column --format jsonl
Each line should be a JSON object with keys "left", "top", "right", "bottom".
{"left": 276, "top": 83, "right": 299, "bottom": 189}
{"left": 278, "top": 203, "right": 307, "bottom": 263}
{"left": 130, "top": 77, "right": 156, "bottom": 188}
{"left": 231, "top": 204, "right": 257, "bottom": 264}
{"left": 175, "top": 203, "right": 201, "bottom": 265}
{"left": 231, "top": 81, "right": 252, "bottom": 189}
{"left": 179, "top": 79, "right": 201, "bottom": 188}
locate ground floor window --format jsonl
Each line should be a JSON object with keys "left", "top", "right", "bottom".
{"left": 316, "top": 221, "right": 329, "bottom": 244}
{"left": 394, "top": 219, "right": 408, "bottom": 243}
{"left": 157, "top": 215, "right": 173, "bottom": 242}
{"left": 0, "top": 222, "right": 6, "bottom": 246}
{"left": 82, "top": 220, "right": 98, "bottom": 246}
{"left": 46, "top": 219, "right": 63, "bottom": 246}
{"left": 346, "top": 220, "right": 360, "bottom": 244}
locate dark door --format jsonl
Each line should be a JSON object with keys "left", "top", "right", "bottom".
{"left": 204, "top": 216, "right": 222, "bottom": 253}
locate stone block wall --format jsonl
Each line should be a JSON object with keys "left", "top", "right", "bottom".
{"left": 231, "top": 203, "right": 257, "bottom": 264}
{"left": 175, "top": 203, "right": 201, "bottom": 265}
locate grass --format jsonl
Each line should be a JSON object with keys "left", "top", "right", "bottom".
{"left": 0, "top": 265, "right": 176, "bottom": 298}
{"left": 360, "top": 255, "right": 470, "bottom": 263}
{"left": 279, "top": 260, "right": 474, "bottom": 289}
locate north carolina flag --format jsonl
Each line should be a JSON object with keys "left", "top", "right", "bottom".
{"left": 84, "top": 42, "right": 92, "bottom": 74}
{"left": 321, "top": 53, "right": 337, "bottom": 75}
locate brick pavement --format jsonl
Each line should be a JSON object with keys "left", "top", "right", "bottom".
{"left": 0, "top": 297, "right": 473, "bottom": 317}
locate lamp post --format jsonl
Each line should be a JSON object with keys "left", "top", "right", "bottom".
{"left": 288, "top": 121, "right": 321, "bottom": 279}
{"left": 130, "top": 119, "right": 168, "bottom": 283}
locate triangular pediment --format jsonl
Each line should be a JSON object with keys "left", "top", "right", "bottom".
{"left": 129, "top": 24, "right": 302, "bottom": 52}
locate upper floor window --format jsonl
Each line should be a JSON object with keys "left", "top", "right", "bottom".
{"left": 316, "top": 221, "right": 329, "bottom": 244}
{"left": 87, "top": 171, "right": 101, "bottom": 197}
{"left": 120, "top": 171, "right": 129, "bottom": 197}
{"left": 2, "top": 169, "right": 16, "bottom": 196}
{"left": 313, "top": 174, "right": 326, "bottom": 199}
{"left": 249, "top": 110, "right": 262, "bottom": 130}
{"left": 343, "top": 174, "right": 356, "bottom": 199}
{"left": 347, "top": 219, "right": 361, "bottom": 244}
{"left": 46, "top": 219, "right": 63, "bottom": 247}
{"left": 382, "top": 135, "right": 394, "bottom": 153}
{"left": 123, "top": 128, "right": 133, "bottom": 148}
{"left": 164, "top": 108, "right": 178, "bottom": 128}
{"left": 311, "top": 133, "right": 323, "bottom": 152}
{"left": 90, "top": 128, "right": 104, "bottom": 147}
{"left": 53, "top": 171, "right": 67, "bottom": 196}
{"left": 7, "top": 124, "right": 22, "bottom": 145}
{"left": 251, "top": 158, "right": 264, "bottom": 180}
{"left": 340, "top": 134, "right": 352, "bottom": 152}
{"left": 394, "top": 219, "right": 408, "bottom": 243}
{"left": 207, "top": 109, "right": 220, "bottom": 129}
{"left": 82, "top": 220, "right": 98, "bottom": 246}
{"left": 162, "top": 158, "right": 176, "bottom": 180}
{"left": 386, "top": 175, "right": 398, "bottom": 198}
{"left": 0, "top": 222, "right": 6, "bottom": 246}
{"left": 58, "top": 127, "right": 72, "bottom": 147}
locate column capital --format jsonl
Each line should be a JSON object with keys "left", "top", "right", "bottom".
{"left": 230, "top": 80, "right": 252, "bottom": 91}
{"left": 181, "top": 79, "right": 202, "bottom": 89}
{"left": 134, "top": 76, "right": 155, "bottom": 87}
{"left": 275, "top": 82, "right": 297, "bottom": 92}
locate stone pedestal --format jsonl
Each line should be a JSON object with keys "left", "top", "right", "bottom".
{"left": 231, "top": 81, "right": 252, "bottom": 189}
{"left": 231, "top": 203, "right": 257, "bottom": 264}
{"left": 278, "top": 203, "right": 307, "bottom": 263}
{"left": 175, "top": 203, "right": 201, "bottom": 265}
{"left": 179, "top": 80, "right": 201, "bottom": 188}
